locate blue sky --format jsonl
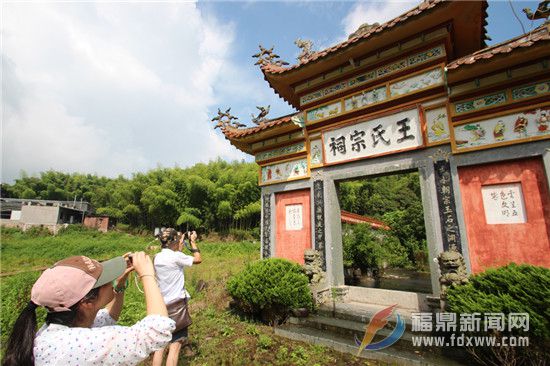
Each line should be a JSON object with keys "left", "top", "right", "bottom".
{"left": 2, "top": 1, "right": 545, "bottom": 183}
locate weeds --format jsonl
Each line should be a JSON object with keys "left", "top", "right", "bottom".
{"left": 1, "top": 229, "right": 383, "bottom": 366}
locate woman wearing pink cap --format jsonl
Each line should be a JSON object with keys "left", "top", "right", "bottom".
{"left": 2, "top": 252, "right": 175, "bottom": 366}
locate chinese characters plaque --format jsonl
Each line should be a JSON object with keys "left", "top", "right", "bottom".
{"left": 323, "top": 108, "right": 423, "bottom": 164}
{"left": 481, "top": 183, "right": 527, "bottom": 224}
{"left": 285, "top": 204, "right": 303, "bottom": 231}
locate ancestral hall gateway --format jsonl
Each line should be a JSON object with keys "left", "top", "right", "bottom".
{"left": 219, "top": 0, "right": 550, "bottom": 310}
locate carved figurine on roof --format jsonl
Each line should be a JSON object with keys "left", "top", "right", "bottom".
{"left": 211, "top": 107, "right": 245, "bottom": 130}
{"left": 252, "top": 45, "right": 289, "bottom": 67}
{"left": 294, "top": 39, "right": 315, "bottom": 63}
{"left": 348, "top": 22, "right": 380, "bottom": 39}
{"left": 523, "top": 1, "right": 549, "bottom": 20}
{"left": 251, "top": 105, "right": 271, "bottom": 125}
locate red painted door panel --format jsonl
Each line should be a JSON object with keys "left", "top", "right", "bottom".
{"left": 458, "top": 158, "right": 550, "bottom": 273}
{"left": 275, "top": 189, "right": 311, "bottom": 264}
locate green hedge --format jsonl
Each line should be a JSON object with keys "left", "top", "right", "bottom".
{"left": 227, "top": 258, "right": 313, "bottom": 325}
{"left": 447, "top": 263, "right": 550, "bottom": 364}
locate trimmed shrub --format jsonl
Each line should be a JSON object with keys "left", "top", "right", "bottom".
{"left": 447, "top": 263, "right": 550, "bottom": 365}
{"left": 227, "top": 258, "right": 313, "bottom": 325}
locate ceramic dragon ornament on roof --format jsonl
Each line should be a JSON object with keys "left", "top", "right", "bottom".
{"left": 251, "top": 105, "right": 270, "bottom": 125}
{"left": 252, "top": 45, "right": 289, "bottom": 67}
{"left": 211, "top": 108, "right": 245, "bottom": 130}
{"left": 348, "top": 22, "right": 380, "bottom": 39}
{"left": 523, "top": 0, "right": 549, "bottom": 21}
{"left": 294, "top": 39, "right": 315, "bottom": 63}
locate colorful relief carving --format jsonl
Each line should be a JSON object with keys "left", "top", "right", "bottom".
{"left": 309, "top": 139, "right": 323, "bottom": 166}
{"left": 453, "top": 107, "right": 550, "bottom": 152}
{"left": 454, "top": 92, "right": 507, "bottom": 114}
{"left": 255, "top": 142, "right": 306, "bottom": 162}
{"left": 511, "top": 80, "right": 550, "bottom": 100}
{"left": 389, "top": 67, "right": 443, "bottom": 97}
{"left": 306, "top": 101, "right": 342, "bottom": 122}
{"left": 347, "top": 72, "right": 376, "bottom": 89}
{"left": 299, "top": 45, "right": 445, "bottom": 106}
{"left": 261, "top": 158, "right": 308, "bottom": 184}
{"left": 408, "top": 46, "right": 444, "bottom": 65}
{"left": 376, "top": 59, "right": 407, "bottom": 78}
{"left": 425, "top": 106, "right": 450, "bottom": 144}
{"left": 344, "top": 86, "right": 387, "bottom": 112}
{"left": 323, "top": 108, "right": 423, "bottom": 164}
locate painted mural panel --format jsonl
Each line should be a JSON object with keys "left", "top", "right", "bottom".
{"left": 425, "top": 106, "right": 450, "bottom": 144}
{"left": 453, "top": 106, "right": 550, "bottom": 152}
{"left": 306, "top": 101, "right": 342, "bottom": 122}
{"left": 344, "top": 86, "right": 387, "bottom": 112}
{"left": 260, "top": 158, "right": 308, "bottom": 185}
{"left": 309, "top": 139, "right": 323, "bottom": 166}
{"left": 323, "top": 108, "right": 423, "bottom": 164}
{"left": 454, "top": 92, "right": 507, "bottom": 114}
{"left": 299, "top": 45, "right": 445, "bottom": 106}
{"left": 389, "top": 67, "right": 443, "bottom": 97}
{"left": 255, "top": 142, "right": 305, "bottom": 162}
{"left": 511, "top": 80, "right": 550, "bottom": 100}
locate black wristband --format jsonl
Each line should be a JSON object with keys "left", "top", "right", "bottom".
{"left": 190, "top": 248, "right": 200, "bottom": 253}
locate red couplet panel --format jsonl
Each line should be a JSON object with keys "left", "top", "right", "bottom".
{"left": 458, "top": 157, "right": 550, "bottom": 273}
{"left": 275, "top": 189, "right": 312, "bottom": 264}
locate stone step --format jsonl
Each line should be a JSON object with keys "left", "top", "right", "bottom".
{"left": 275, "top": 323, "right": 468, "bottom": 366}
{"left": 288, "top": 314, "right": 414, "bottom": 343}
{"left": 342, "top": 286, "right": 432, "bottom": 312}
{"left": 317, "top": 301, "right": 417, "bottom": 327}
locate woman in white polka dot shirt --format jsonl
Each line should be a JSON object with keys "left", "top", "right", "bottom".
{"left": 3, "top": 252, "right": 175, "bottom": 366}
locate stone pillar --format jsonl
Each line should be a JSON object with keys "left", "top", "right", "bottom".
{"left": 433, "top": 158, "right": 462, "bottom": 253}
{"left": 261, "top": 193, "right": 272, "bottom": 258}
{"left": 313, "top": 180, "right": 326, "bottom": 271}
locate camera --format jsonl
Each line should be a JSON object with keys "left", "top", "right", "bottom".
{"left": 127, "top": 254, "right": 133, "bottom": 267}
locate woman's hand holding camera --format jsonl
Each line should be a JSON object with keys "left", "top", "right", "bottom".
{"left": 129, "top": 252, "right": 155, "bottom": 279}
{"left": 188, "top": 231, "right": 197, "bottom": 243}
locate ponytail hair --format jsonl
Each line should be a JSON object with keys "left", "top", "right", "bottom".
{"left": 2, "top": 301, "right": 38, "bottom": 366}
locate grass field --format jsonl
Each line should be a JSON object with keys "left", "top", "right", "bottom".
{"left": 1, "top": 226, "right": 378, "bottom": 365}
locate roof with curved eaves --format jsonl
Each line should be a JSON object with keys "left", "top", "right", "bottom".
{"left": 221, "top": 113, "right": 300, "bottom": 139}
{"left": 262, "top": 0, "right": 456, "bottom": 75}
{"left": 446, "top": 23, "right": 550, "bottom": 71}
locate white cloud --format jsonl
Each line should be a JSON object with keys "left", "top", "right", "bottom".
{"left": 2, "top": 2, "right": 248, "bottom": 183}
{"left": 342, "top": 1, "right": 419, "bottom": 40}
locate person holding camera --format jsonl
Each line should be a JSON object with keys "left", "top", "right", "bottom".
{"left": 2, "top": 252, "right": 174, "bottom": 366}
{"left": 152, "top": 228, "right": 202, "bottom": 366}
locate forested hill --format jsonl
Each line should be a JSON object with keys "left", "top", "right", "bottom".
{"left": 0, "top": 159, "right": 261, "bottom": 232}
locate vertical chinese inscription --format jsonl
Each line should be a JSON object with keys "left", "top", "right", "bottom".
{"left": 262, "top": 194, "right": 271, "bottom": 258}
{"left": 313, "top": 180, "right": 326, "bottom": 271}
{"left": 434, "top": 160, "right": 462, "bottom": 252}
{"left": 481, "top": 183, "right": 526, "bottom": 224}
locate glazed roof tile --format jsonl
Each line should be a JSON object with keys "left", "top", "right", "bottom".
{"left": 446, "top": 23, "right": 550, "bottom": 71}
{"left": 221, "top": 113, "right": 299, "bottom": 139}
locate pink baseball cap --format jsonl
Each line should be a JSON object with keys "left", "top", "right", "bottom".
{"left": 31, "top": 255, "right": 126, "bottom": 312}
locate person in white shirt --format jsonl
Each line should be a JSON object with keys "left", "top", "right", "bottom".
{"left": 152, "top": 228, "right": 202, "bottom": 366}
{"left": 2, "top": 252, "right": 174, "bottom": 366}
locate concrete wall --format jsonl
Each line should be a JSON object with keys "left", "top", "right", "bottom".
{"left": 10, "top": 211, "right": 21, "bottom": 220}
{"left": 20, "top": 205, "right": 60, "bottom": 225}
{"left": 83, "top": 216, "right": 110, "bottom": 233}
{"left": 0, "top": 220, "right": 68, "bottom": 234}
